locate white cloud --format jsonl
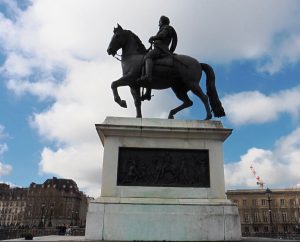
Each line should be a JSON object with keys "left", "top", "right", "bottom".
{"left": 0, "top": 125, "right": 7, "bottom": 139}
{"left": 0, "top": 162, "right": 12, "bottom": 177}
{"left": 0, "top": 125, "right": 12, "bottom": 178}
{"left": 1, "top": 1, "right": 300, "bottom": 71}
{"left": 0, "top": 144, "right": 8, "bottom": 155}
{"left": 1, "top": 0, "right": 300, "bottom": 196}
{"left": 39, "top": 143, "right": 102, "bottom": 197}
{"left": 225, "top": 127, "right": 300, "bottom": 189}
{"left": 223, "top": 85, "right": 300, "bottom": 125}
{"left": 7, "top": 79, "right": 59, "bottom": 100}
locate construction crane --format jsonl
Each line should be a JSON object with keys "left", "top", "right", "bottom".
{"left": 250, "top": 164, "right": 265, "bottom": 189}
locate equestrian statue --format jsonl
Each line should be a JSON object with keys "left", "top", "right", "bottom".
{"left": 107, "top": 16, "right": 225, "bottom": 120}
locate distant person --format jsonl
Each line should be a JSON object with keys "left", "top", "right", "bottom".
{"left": 66, "top": 224, "right": 71, "bottom": 235}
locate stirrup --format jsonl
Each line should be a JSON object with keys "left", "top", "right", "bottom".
{"left": 141, "top": 92, "right": 153, "bottom": 101}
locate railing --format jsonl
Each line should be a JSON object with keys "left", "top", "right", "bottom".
{"left": 0, "top": 227, "right": 85, "bottom": 240}
{"left": 242, "top": 232, "right": 300, "bottom": 240}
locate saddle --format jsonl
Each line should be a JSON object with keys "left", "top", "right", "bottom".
{"left": 153, "top": 55, "right": 173, "bottom": 66}
{"left": 141, "top": 55, "right": 174, "bottom": 79}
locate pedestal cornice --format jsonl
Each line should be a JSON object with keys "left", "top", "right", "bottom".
{"left": 96, "top": 116, "right": 232, "bottom": 145}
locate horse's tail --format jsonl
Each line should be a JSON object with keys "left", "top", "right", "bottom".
{"left": 201, "top": 63, "right": 226, "bottom": 117}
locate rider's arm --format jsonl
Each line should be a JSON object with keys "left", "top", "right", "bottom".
{"left": 151, "top": 26, "right": 170, "bottom": 41}
{"left": 169, "top": 27, "right": 177, "bottom": 53}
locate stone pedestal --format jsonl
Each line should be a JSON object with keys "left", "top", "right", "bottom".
{"left": 85, "top": 117, "right": 241, "bottom": 241}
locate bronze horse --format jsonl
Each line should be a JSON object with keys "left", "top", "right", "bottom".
{"left": 107, "top": 24, "right": 225, "bottom": 119}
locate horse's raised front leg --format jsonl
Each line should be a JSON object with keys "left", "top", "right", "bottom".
{"left": 130, "top": 87, "right": 142, "bottom": 118}
{"left": 111, "top": 75, "right": 131, "bottom": 108}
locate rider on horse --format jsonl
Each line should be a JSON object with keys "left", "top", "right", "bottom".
{"left": 139, "top": 15, "right": 178, "bottom": 101}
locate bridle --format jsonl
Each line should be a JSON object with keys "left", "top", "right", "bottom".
{"left": 113, "top": 53, "right": 122, "bottom": 62}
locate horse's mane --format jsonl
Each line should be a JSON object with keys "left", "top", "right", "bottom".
{"left": 127, "top": 30, "right": 147, "bottom": 54}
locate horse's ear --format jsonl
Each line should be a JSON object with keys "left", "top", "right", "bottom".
{"left": 117, "top": 23, "right": 123, "bottom": 30}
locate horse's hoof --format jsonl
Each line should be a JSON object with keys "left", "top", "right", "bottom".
{"left": 168, "top": 115, "right": 174, "bottom": 119}
{"left": 120, "top": 100, "right": 127, "bottom": 108}
{"left": 114, "top": 96, "right": 121, "bottom": 103}
{"left": 204, "top": 113, "right": 212, "bottom": 120}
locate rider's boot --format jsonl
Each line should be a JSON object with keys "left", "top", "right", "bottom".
{"left": 141, "top": 59, "right": 153, "bottom": 101}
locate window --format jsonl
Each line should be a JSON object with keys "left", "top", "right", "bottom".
{"left": 284, "top": 225, "right": 288, "bottom": 232}
{"left": 252, "top": 199, "right": 258, "bottom": 206}
{"left": 282, "top": 212, "right": 288, "bottom": 222}
{"left": 244, "top": 226, "right": 249, "bottom": 233}
{"left": 233, "top": 200, "right": 239, "bottom": 205}
{"left": 254, "top": 226, "right": 259, "bottom": 232}
{"left": 280, "top": 199, "right": 285, "bottom": 206}
{"left": 244, "top": 213, "right": 249, "bottom": 223}
{"left": 290, "top": 199, "right": 296, "bottom": 206}
{"left": 243, "top": 200, "right": 247, "bottom": 206}
{"left": 261, "top": 199, "right": 266, "bottom": 206}
{"left": 263, "top": 211, "right": 268, "bottom": 222}
{"left": 254, "top": 212, "right": 260, "bottom": 222}
{"left": 264, "top": 226, "right": 269, "bottom": 232}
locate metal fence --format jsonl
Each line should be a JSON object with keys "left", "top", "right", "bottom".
{"left": 0, "top": 227, "right": 85, "bottom": 240}
{"left": 243, "top": 232, "right": 300, "bottom": 240}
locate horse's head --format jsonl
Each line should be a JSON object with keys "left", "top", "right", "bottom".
{"left": 107, "top": 24, "right": 127, "bottom": 56}
{"left": 107, "top": 24, "right": 146, "bottom": 57}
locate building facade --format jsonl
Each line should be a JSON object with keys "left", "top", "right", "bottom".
{"left": 0, "top": 184, "right": 27, "bottom": 226}
{"left": 0, "top": 177, "right": 89, "bottom": 227}
{"left": 227, "top": 188, "right": 300, "bottom": 235}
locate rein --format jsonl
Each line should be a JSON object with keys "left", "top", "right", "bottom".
{"left": 113, "top": 53, "right": 122, "bottom": 62}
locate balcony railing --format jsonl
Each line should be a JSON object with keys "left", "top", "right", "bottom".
{"left": 0, "top": 227, "right": 85, "bottom": 240}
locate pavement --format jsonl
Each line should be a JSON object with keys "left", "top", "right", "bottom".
{"left": 3, "top": 235, "right": 300, "bottom": 242}
{"left": 2, "top": 235, "right": 85, "bottom": 241}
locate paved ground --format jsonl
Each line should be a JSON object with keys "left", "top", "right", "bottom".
{"left": 3, "top": 235, "right": 300, "bottom": 242}
{"left": 2, "top": 235, "right": 85, "bottom": 241}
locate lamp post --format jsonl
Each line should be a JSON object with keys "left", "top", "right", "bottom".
{"left": 74, "top": 211, "right": 79, "bottom": 226}
{"left": 48, "top": 205, "right": 54, "bottom": 227}
{"left": 265, "top": 188, "right": 274, "bottom": 234}
{"left": 70, "top": 210, "right": 74, "bottom": 226}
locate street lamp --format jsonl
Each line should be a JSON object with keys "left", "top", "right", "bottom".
{"left": 75, "top": 211, "right": 79, "bottom": 226}
{"left": 70, "top": 210, "right": 74, "bottom": 226}
{"left": 265, "top": 188, "right": 274, "bottom": 234}
{"left": 48, "top": 205, "right": 54, "bottom": 227}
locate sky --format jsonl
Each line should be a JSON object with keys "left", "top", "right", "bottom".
{"left": 1, "top": 0, "right": 300, "bottom": 197}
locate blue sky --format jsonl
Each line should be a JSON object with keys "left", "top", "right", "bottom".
{"left": 1, "top": 0, "right": 300, "bottom": 196}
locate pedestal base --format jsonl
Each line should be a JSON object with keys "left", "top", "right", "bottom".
{"left": 85, "top": 198, "right": 241, "bottom": 241}
{"left": 86, "top": 117, "right": 241, "bottom": 241}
